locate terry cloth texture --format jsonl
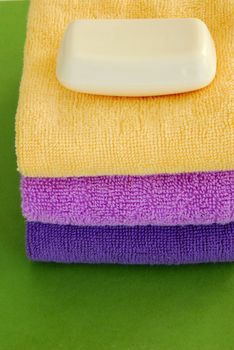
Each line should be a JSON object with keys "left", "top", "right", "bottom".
{"left": 22, "top": 171, "right": 234, "bottom": 226}
{"left": 16, "top": 0, "right": 234, "bottom": 177}
{"left": 27, "top": 222, "right": 234, "bottom": 264}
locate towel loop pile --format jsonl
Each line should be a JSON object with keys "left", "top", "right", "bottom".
{"left": 16, "top": 0, "right": 234, "bottom": 265}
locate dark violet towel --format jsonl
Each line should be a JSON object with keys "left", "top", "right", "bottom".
{"left": 22, "top": 171, "right": 234, "bottom": 227}
{"left": 27, "top": 222, "right": 234, "bottom": 265}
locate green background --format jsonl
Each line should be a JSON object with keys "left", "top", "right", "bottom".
{"left": 0, "top": 1, "right": 234, "bottom": 349}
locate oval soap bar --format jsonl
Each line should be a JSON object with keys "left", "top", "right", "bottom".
{"left": 56, "top": 18, "right": 216, "bottom": 96}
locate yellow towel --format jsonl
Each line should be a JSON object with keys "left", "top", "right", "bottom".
{"left": 16, "top": 0, "right": 234, "bottom": 177}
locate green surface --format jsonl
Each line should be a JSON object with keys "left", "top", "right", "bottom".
{"left": 0, "top": 2, "right": 234, "bottom": 349}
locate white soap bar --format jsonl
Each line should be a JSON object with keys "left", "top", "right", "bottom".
{"left": 56, "top": 18, "right": 216, "bottom": 96}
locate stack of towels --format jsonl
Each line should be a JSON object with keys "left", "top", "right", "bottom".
{"left": 16, "top": 0, "right": 234, "bottom": 265}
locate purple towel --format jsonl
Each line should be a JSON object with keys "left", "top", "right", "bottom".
{"left": 27, "top": 222, "right": 234, "bottom": 265}
{"left": 22, "top": 171, "right": 234, "bottom": 226}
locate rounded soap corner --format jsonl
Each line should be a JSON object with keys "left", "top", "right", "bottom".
{"left": 209, "top": 67, "right": 217, "bottom": 86}
{"left": 65, "top": 19, "right": 77, "bottom": 31}
{"left": 192, "top": 17, "right": 207, "bottom": 26}
{"left": 56, "top": 74, "right": 69, "bottom": 91}
{"left": 201, "top": 67, "right": 217, "bottom": 91}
